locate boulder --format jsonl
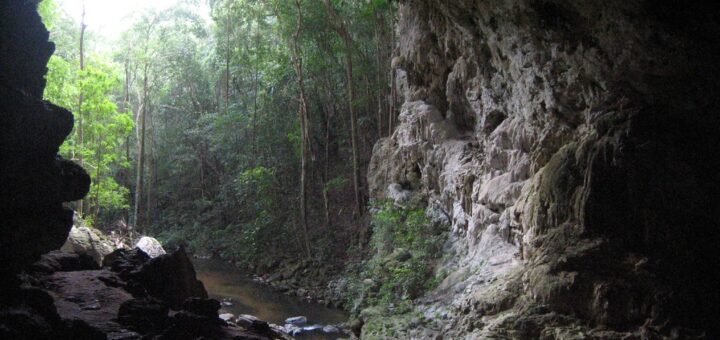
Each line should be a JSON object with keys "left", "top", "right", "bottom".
{"left": 30, "top": 250, "right": 98, "bottom": 273}
{"left": 134, "top": 237, "right": 165, "bottom": 258}
{"left": 128, "top": 247, "right": 207, "bottom": 309}
{"left": 219, "top": 313, "right": 234, "bottom": 322}
{"left": 61, "top": 226, "right": 115, "bottom": 265}
{"left": 102, "top": 248, "right": 150, "bottom": 279}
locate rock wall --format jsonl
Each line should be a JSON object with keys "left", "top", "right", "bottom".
{"left": 1, "top": 0, "right": 90, "bottom": 278}
{"left": 369, "top": 0, "right": 720, "bottom": 338}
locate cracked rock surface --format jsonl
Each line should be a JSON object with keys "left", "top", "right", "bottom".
{"left": 368, "top": 0, "right": 720, "bottom": 338}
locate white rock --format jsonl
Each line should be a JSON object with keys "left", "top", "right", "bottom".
{"left": 135, "top": 236, "right": 166, "bottom": 258}
{"left": 323, "top": 325, "right": 340, "bottom": 333}
{"left": 284, "top": 316, "right": 307, "bottom": 326}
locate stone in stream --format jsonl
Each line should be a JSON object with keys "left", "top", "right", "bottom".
{"left": 323, "top": 325, "right": 340, "bottom": 334}
{"left": 219, "top": 313, "right": 234, "bottom": 322}
{"left": 291, "top": 324, "right": 324, "bottom": 337}
{"left": 284, "top": 316, "right": 307, "bottom": 326}
{"left": 236, "top": 314, "right": 270, "bottom": 333}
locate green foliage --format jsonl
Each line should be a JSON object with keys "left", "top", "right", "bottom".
{"left": 42, "top": 0, "right": 398, "bottom": 278}
{"left": 42, "top": 0, "right": 134, "bottom": 224}
{"left": 324, "top": 176, "right": 349, "bottom": 192}
{"left": 348, "top": 201, "right": 448, "bottom": 315}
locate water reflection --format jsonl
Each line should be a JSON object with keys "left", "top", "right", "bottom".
{"left": 193, "top": 258, "right": 348, "bottom": 326}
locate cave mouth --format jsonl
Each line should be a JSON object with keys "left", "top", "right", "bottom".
{"left": 3, "top": 0, "right": 720, "bottom": 339}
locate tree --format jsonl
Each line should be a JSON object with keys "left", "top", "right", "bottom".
{"left": 41, "top": 0, "right": 135, "bottom": 226}
{"left": 77, "top": 1, "right": 86, "bottom": 215}
{"left": 322, "top": 0, "right": 363, "bottom": 217}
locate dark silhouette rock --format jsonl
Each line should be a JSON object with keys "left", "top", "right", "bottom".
{"left": 181, "top": 297, "right": 220, "bottom": 318}
{"left": 128, "top": 247, "right": 207, "bottom": 309}
{"left": 103, "top": 248, "right": 150, "bottom": 279}
{"left": 118, "top": 298, "right": 169, "bottom": 333}
{"left": 0, "top": 0, "right": 90, "bottom": 278}
{"left": 0, "top": 2, "right": 279, "bottom": 340}
{"left": 30, "top": 250, "right": 99, "bottom": 274}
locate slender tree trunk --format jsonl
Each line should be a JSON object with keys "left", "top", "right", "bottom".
{"left": 345, "top": 44, "right": 362, "bottom": 217}
{"left": 252, "top": 36, "right": 259, "bottom": 166}
{"left": 123, "top": 58, "right": 131, "bottom": 222}
{"left": 93, "top": 140, "right": 103, "bottom": 219}
{"left": 225, "top": 5, "right": 231, "bottom": 116}
{"left": 322, "top": 0, "right": 363, "bottom": 216}
{"left": 388, "top": 3, "right": 397, "bottom": 137}
{"left": 77, "top": 2, "right": 86, "bottom": 216}
{"left": 133, "top": 63, "right": 148, "bottom": 231}
{"left": 323, "top": 102, "right": 331, "bottom": 228}
{"left": 145, "top": 105, "right": 153, "bottom": 227}
{"left": 291, "top": 0, "right": 312, "bottom": 259}
{"left": 375, "top": 16, "right": 385, "bottom": 139}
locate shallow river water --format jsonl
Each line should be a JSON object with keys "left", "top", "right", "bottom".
{"left": 192, "top": 258, "right": 348, "bottom": 331}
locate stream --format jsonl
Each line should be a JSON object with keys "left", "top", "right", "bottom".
{"left": 193, "top": 258, "right": 349, "bottom": 339}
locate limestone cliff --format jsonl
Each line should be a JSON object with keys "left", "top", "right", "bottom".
{"left": 368, "top": 0, "right": 720, "bottom": 338}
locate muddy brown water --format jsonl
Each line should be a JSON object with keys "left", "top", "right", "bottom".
{"left": 192, "top": 258, "right": 349, "bottom": 337}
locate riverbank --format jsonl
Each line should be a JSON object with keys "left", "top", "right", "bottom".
{"left": 193, "top": 258, "right": 352, "bottom": 339}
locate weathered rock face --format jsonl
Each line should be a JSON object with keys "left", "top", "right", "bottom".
{"left": 61, "top": 225, "right": 116, "bottom": 265}
{"left": 369, "top": 0, "right": 720, "bottom": 338}
{"left": 0, "top": 1, "right": 90, "bottom": 277}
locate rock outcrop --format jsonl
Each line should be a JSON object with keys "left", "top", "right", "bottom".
{"left": 0, "top": 3, "right": 284, "bottom": 339}
{"left": 0, "top": 0, "right": 91, "bottom": 278}
{"left": 368, "top": 0, "right": 720, "bottom": 338}
{"left": 61, "top": 225, "right": 116, "bottom": 265}
{"left": 0, "top": 246, "right": 284, "bottom": 339}
{"left": 126, "top": 247, "right": 207, "bottom": 309}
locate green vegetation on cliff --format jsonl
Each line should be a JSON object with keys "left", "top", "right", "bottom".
{"left": 347, "top": 201, "right": 448, "bottom": 315}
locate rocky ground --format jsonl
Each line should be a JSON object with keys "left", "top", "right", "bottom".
{"left": 1, "top": 246, "right": 290, "bottom": 340}
{"left": 249, "top": 258, "right": 349, "bottom": 310}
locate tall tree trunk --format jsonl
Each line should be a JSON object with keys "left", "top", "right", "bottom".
{"left": 123, "top": 57, "right": 131, "bottom": 222}
{"left": 225, "top": 4, "right": 231, "bottom": 116}
{"left": 133, "top": 63, "right": 148, "bottom": 231}
{"left": 388, "top": 3, "right": 397, "bottom": 137}
{"left": 322, "top": 0, "right": 363, "bottom": 217}
{"left": 346, "top": 44, "right": 362, "bottom": 217}
{"left": 93, "top": 139, "right": 103, "bottom": 219}
{"left": 323, "top": 102, "right": 331, "bottom": 228}
{"left": 77, "top": 2, "right": 86, "bottom": 216}
{"left": 291, "top": 0, "right": 312, "bottom": 258}
{"left": 252, "top": 33, "right": 259, "bottom": 166}
{"left": 145, "top": 105, "right": 154, "bottom": 227}
{"left": 375, "top": 21, "right": 384, "bottom": 139}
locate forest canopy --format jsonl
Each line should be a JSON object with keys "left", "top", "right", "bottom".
{"left": 39, "top": 0, "right": 397, "bottom": 264}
